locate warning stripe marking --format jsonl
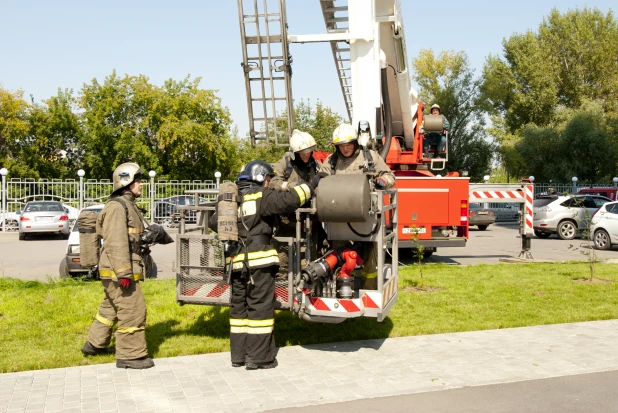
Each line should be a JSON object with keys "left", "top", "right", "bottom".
{"left": 470, "top": 191, "right": 523, "bottom": 199}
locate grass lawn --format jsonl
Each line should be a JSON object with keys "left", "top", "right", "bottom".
{"left": 1, "top": 262, "right": 617, "bottom": 373}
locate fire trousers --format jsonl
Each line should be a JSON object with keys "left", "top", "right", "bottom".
{"left": 87, "top": 279, "right": 148, "bottom": 360}
{"left": 229, "top": 266, "right": 277, "bottom": 365}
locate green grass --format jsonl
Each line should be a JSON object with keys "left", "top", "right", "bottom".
{"left": 1, "top": 262, "right": 617, "bottom": 373}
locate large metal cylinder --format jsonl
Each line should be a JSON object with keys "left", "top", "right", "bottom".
{"left": 316, "top": 175, "right": 370, "bottom": 222}
{"left": 423, "top": 114, "right": 445, "bottom": 133}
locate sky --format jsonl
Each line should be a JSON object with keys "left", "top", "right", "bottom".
{"left": 1, "top": 0, "right": 615, "bottom": 138}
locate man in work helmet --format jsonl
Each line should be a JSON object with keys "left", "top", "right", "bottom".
{"left": 82, "top": 162, "right": 155, "bottom": 369}
{"left": 422, "top": 103, "right": 450, "bottom": 158}
{"left": 209, "top": 160, "right": 318, "bottom": 370}
{"left": 318, "top": 122, "right": 396, "bottom": 290}
{"left": 270, "top": 129, "right": 321, "bottom": 192}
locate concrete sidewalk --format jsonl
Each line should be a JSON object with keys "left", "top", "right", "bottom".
{"left": 2, "top": 320, "right": 618, "bottom": 413}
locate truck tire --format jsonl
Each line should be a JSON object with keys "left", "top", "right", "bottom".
{"left": 557, "top": 220, "right": 577, "bottom": 240}
{"left": 59, "top": 259, "right": 70, "bottom": 278}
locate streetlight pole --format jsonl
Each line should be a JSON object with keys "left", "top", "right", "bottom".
{"left": 214, "top": 171, "right": 221, "bottom": 189}
{"left": 1, "top": 168, "right": 7, "bottom": 233}
{"left": 149, "top": 170, "right": 156, "bottom": 224}
{"left": 613, "top": 177, "right": 618, "bottom": 188}
{"left": 77, "top": 169, "right": 85, "bottom": 210}
{"left": 572, "top": 177, "right": 578, "bottom": 194}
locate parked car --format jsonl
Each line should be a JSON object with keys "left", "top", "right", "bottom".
{"left": 59, "top": 203, "right": 158, "bottom": 278}
{"left": 154, "top": 195, "right": 210, "bottom": 227}
{"left": 589, "top": 201, "right": 618, "bottom": 250}
{"left": 533, "top": 195, "right": 611, "bottom": 240}
{"left": 469, "top": 204, "right": 496, "bottom": 230}
{"left": 60, "top": 204, "right": 105, "bottom": 277}
{"left": 18, "top": 201, "right": 71, "bottom": 240}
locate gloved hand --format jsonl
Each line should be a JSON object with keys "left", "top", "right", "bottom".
{"left": 373, "top": 177, "right": 387, "bottom": 189}
{"left": 118, "top": 277, "right": 132, "bottom": 290}
{"left": 309, "top": 175, "right": 321, "bottom": 190}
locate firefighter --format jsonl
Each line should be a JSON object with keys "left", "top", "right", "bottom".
{"left": 82, "top": 162, "right": 154, "bottom": 370}
{"left": 422, "top": 104, "right": 450, "bottom": 158}
{"left": 270, "top": 129, "right": 325, "bottom": 257}
{"left": 211, "top": 160, "right": 316, "bottom": 370}
{"left": 318, "top": 123, "right": 396, "bottom": 289}
{"left": 270, "top": 129, "right": 321, "bottom": 191}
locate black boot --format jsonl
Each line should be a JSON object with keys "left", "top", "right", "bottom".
{"left": 116, "top": 357, "right": 155, "bottom": 369}
{"left": 81, "top": 342, "right": 114, "bottom": 356}
{"left": 246, "top": 359, "right": 278, "bottom": 370}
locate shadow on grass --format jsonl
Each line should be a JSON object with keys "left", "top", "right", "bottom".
{"left": 146, "top": 304, "right": 394, "bottom": 354}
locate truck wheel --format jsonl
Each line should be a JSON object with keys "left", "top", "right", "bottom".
{"left": 59, "top": 259, "right": 70, "bottom": 278}
{"left": 593, "top": 229, "right": 611, "bottom": 250}
{"left": 534, "top": 229, "right": 551, "bottom": 239}
{"left": 477, "top": 225, "right": 488, "bottom": 231}
{"left": 557, "top": 220, "right": 577, "bottom": 240}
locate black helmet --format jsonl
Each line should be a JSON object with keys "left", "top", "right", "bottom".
{"left": 237, "top": 160, "right": 275, "bottom": 184}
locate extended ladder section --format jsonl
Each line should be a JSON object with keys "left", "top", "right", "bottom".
{"left": 237, "top": 0, "right": 294, "bottom": 146}
{"left": 319, "top": 1, "right": 352, "bottom": 122}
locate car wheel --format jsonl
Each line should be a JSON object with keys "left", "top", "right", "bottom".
{"left": 557, "top": 220, "right": 577, "bottom": 240}
{"left": 19, "top": 232, "right": 26, "bottom": 241}
{"left": 534, "top": 229, "right": 551, "bottom": 239}
{"left": 593, "top": 229, "right": 612, "bottom": 250}
{"left": 59, "top": 259, "right": 70, "bottom": 278}
{"left": 477, "top": 225, "right": 488, "bottom": 231}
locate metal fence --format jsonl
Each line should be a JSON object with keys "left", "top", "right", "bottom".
{"left": 0, "top": 173, "right": 220, "bottom": 232}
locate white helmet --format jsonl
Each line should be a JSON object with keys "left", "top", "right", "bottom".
{"left": 112, "top": 162, "right": 144, "bottom": 192}
{"left": 332, "top": 123, "right": 358, "bottom": 145}
{"left": 289, "top": 129, "right": 317, "bottom": 159}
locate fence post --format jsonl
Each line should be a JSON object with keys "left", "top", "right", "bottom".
{"left": 571, "top": 176, "right": 578, "bottom": 194}
{"left": 149, "top": 170, "right": 156, "bottom": 223}
{"left": 613, "top": 177, "right": 618, "bottom": 188}
{"left": 77, "top": 169, "right": 85, "bottom": 210}
{"left": 1, "top": 168, "right": 7, "bottom": 233}
{"left": 215, "top": 171, "right": 221, "bottom": 189}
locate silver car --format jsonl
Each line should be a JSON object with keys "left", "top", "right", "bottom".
{"left": 533, "top": 195, "right": 611, "bottom": 240}
{"left": 18, "top": 201, "right": 71, "bottom": 240}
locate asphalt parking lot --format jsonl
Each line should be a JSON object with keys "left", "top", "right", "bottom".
{"left": 1, "top": 223, "right": 616, "bottom": 281}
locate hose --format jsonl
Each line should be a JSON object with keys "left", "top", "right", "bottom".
{"left": 379, "top": 67, "right": 393, "bottom": 160}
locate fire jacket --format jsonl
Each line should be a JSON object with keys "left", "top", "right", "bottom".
{"left": 270, "top": 152, "right": 322, "bottom": 192}
{"left": 96, "top": 192, "right": 146, "bottom": 281}
{"left": 210, "top": 183, "right": 313, "bottom": 271}
{"left": 318, "top": 148, "right": 396, "bottom": 189}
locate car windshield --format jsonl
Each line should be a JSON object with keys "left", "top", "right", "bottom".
{"left": 25, "top": 202, "right": 63, "bottom": 212}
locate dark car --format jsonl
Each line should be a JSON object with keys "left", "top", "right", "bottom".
{"left": 154, "top": 195, "right": 209, "bottom": 227}
{"left": 469, "top": 204, "right": 496, "bottom": 231}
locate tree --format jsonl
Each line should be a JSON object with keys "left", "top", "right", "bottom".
{"left": 412, "top": 49, "right": 495, "bottom": 181}
{"left": 482, "top": 8, "right": 618, "bottom": 134}
{"left": 0, "top": 88, "right": 30, "bottom": 174}
{"left": 79, "top": 72, "right": 238, "bottom": 181}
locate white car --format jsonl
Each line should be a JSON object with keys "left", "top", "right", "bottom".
{"left": 589, "top": 201, "right": 618, "bottom": 250}
{"left": 60, "top": 204, "right": 105, "bottom": 277}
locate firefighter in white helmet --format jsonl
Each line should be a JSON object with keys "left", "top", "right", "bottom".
{"left": 270, "top": 129, "right": 321, "bottom": 192}
{"left": 318, "top": 123, "right": 396, "bottom": 289}
{"left": 82, "top": 162, "right": 154, "bottom": 369}
{"left": 270, "top": 130, "right": 325, "bottom": 254}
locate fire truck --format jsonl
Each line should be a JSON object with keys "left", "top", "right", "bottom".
{"left": 174, "top": 0, "right": 470, "bottom": 323}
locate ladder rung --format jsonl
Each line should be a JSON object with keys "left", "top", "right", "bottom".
{"left": 249, "top": 77, "right": 285, "bottom": 81}
{"left": 340, "top": 76, "right": 351, "bottom": 79}
{"left": 327, "top": 28, "right": 348, "bottom": 34}
{"left": 338, "top": 58, "right": 350, "bottom": 62}
{"left": 247, "top": 56, "right": 284, "bottom": 61}
{"left": 324, "top": 7, "right": 348, "bottom": 12}
{"left": 244, "top": 35, "right": 282, "bottom": 44}
{"left": 251, "top": 97, "right": 287, "bottom": 101}
{"left": 336, "top": 48, "right": 350, "bottom": 52}
{"left": 327, "top": 17, "right": 348, "bottom": 23}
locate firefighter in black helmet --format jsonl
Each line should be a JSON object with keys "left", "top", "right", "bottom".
{"left": 210, "top": 160, "right": 317, "bottom": 369}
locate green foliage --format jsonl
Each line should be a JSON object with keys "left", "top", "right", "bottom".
{"left": 0, "top": 89, "right": 31, "bottom": 175}
{"left": 412, "top": 49, "right": 495, "bottom": 180}
{"left": 2, "top": 262, "right": 618, "bottom": 372}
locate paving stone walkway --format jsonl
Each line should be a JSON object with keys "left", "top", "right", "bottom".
{"left": 2, "top": 319, "right": 618, "bottom": 413}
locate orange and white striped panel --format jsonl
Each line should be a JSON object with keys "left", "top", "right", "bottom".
{"left": 382, "top": 276, "right": 398, "bottom": 305}
{"left": 308, "top": 297, "right": 362, "bottom": 314}
{"left": 185, "top": 283, "right": 230, "bottom": 298}
{"left": 524, "top": 184, "right": 534, "bottom": 234}
{"left": 470, "top": 190, "right": 524, "bottom": 200}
